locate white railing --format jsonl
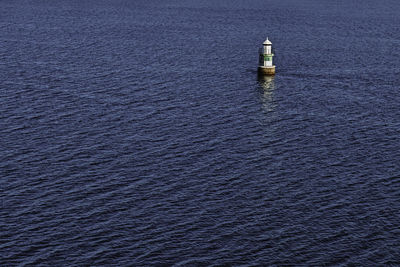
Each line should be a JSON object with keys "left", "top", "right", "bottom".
{"left": 259, "top": 48, "right": 274, "bottom": 54}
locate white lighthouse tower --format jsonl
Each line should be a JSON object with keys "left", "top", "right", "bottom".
{"left": 258, "top": 37, "right": 275, "bottom": 75}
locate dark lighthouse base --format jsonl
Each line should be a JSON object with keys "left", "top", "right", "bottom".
{"left": 258, "top": 66, "right": 276, "bottom": 76}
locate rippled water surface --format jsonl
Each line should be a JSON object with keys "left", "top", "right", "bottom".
{"left": 1, "top": 0, "right": 400, "bottom": 265}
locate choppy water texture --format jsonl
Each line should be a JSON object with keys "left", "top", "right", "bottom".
{"left": 1, "top": 0, "right": 400, "bottom": 265}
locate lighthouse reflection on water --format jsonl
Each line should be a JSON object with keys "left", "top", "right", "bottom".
{"left": 257, "top": 75, "right": 276, "bottom": 112}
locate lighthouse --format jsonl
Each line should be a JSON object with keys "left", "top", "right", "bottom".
{"left": 258, "top": 37, "right": 275, "bottom": 75}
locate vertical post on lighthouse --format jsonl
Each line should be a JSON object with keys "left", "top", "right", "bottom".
{"left": 258, "top": 37, "right": 275, "bottom": 75}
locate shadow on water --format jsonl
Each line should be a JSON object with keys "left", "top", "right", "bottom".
{"left": 257, "top": 74, "right": 276, "bottom": 113}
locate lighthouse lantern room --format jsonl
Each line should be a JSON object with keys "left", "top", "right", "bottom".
{"left": 258, "top": 37, "right": 275, "bottom": 75}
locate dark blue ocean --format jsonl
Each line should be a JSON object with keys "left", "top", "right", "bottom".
{"left": 1, "top": 0, "right": 400, "bottom": 265}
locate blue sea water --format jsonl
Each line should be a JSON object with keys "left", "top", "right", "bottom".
{"left": 1, "top": 0, "right": 400, "bottom": 265}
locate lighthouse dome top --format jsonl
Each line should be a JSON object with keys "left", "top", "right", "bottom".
{"left": 263, "top": 37, "right": 272, "bottom": 45}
